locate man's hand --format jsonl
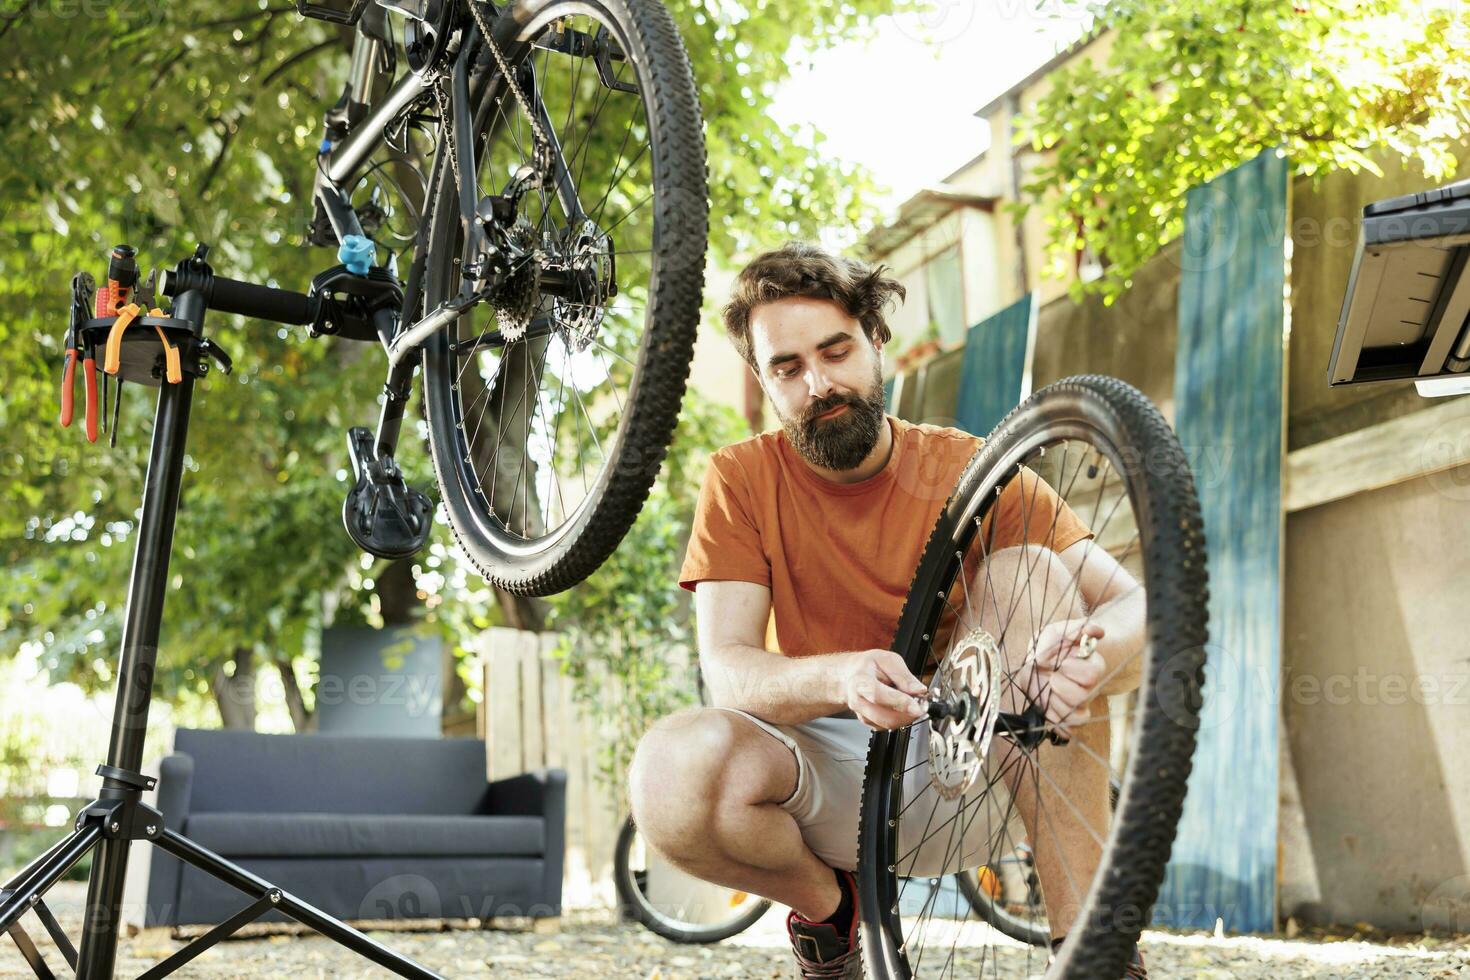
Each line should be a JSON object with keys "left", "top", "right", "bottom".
{"left": 1021, "top": 619, "right": 1107, "bottom": 731}
{"left": 839, "top": 649, "right": 928, "bottom": 730}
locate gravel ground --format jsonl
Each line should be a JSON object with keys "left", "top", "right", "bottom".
{"left": 4, "top": 882, "right": 1468, "bottom": 978}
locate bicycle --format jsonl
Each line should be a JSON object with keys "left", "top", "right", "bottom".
{"left": 97, "top": 0, "right": 704, "bottom": 596}
{"left": 614, "top": 814, "right": 1055, "bottom": 949}
{"left": 614, "top": 814, "right": 773, "bottom": 944}
{"left": 857, "top": 376, "right": 1209, "bottom": 979}
{"left": 4, "top": 1, "right": 706, "bottom": 976}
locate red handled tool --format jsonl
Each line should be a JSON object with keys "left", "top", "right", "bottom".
{"left": 61, "top": 272, "right": 98, "bottom": 440}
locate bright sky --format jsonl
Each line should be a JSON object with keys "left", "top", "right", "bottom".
{"left": 768, "top": 3, "right": 1093, "bottom": 218}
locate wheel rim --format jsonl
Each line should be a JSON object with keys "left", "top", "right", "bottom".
{"left": 621, "top": 823, "right": 769, "bottom": 937}
{"left": 430, "top": 6, "right": 666, "bottom": 556}
{"left": 959, "top": 850, "right": 1049, "bottom": 945}
{"left": 861, "top": 399, "right": 1188, "bottom": 978}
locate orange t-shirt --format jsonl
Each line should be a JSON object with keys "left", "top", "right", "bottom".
{"left": 678, "top": 415, "right": 1094, "bottom": 657}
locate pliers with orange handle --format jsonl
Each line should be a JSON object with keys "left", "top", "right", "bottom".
{"left": 103, "top": 268, "right": 182, "bottom": 385}
{"left": 60, "top": 272, "right": 100, "bottom": 441}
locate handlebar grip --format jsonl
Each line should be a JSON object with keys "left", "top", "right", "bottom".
{"left": 162, "top": 269, "right": 316, "bottom": 326}
{"left": 207, "top": 275, "right": 316, "bottom": 325}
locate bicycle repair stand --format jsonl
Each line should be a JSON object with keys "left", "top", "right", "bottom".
{"left": 1, "top": 244, "right": 441, "bottom": 979}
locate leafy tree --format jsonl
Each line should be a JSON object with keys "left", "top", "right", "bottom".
{"left": 0, "top": 1, "right": 896, "bottom": 730}
{"left": 539, "top": 392, "right": 748, "bottom": 790}
{"left": 1018, "top": 0, "right": 1470, "bottom": 303}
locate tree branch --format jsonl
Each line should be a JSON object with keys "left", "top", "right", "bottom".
{"left": 200, "top": 116, "right": 239, "bottom": 198}
{"left": 0, "top": 1, "right": 38, "bottom": 46}
{"left": 123, "top": 48, "right": 190, "bottom": 134}
{"left": 232, "top": 9, "right": 282, "bottom": 51}
{"left": 197, "top": 6, "right": 295, "bottom": 31}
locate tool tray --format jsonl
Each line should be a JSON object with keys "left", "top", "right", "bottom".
{"left": 78, "top": 315, "right": 218, "bottom": 387}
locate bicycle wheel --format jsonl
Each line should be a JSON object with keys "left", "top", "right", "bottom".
{"left": 954, "top": 777, "right": 1121, "bottom": 949}
{"left": 614, "top": 816, "right": 772, "bottom": 944}
{"left": 955, "top": 851, "right": 1049, "bottom": 948}
{"left": 421, "top": 0, "right": 707, "bottom": 595}
{"left": 857, "top": 375, "right": 1208, "bottom": 979}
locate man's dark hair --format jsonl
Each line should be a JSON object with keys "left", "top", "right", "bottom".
{"left": 720, "top": 241, "right": 906, "bottom": 369}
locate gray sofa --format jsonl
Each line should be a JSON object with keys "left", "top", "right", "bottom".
{"left": 144, "top": 728, "right": 565, "bottom": 927}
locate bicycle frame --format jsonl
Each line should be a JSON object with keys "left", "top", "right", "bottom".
{"left": 308, "top": 0, "right": 597, "bottom": 465}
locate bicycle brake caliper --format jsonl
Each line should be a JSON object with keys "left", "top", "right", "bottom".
{"left": 342, "top": 427, "right": 434, "bottom": 560}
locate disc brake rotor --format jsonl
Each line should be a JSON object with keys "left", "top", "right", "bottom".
{"left": 928, "top": 625, "right": 1004, "bottom": 801}
{"left": 554, "top": 218, "right": 613, "bottom": 353}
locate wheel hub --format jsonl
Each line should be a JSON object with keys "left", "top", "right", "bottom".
{"left": 928, "top": 625, "right": 1004, "bottom": 800}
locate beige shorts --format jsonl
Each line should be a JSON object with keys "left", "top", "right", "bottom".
{"left": 711, "top": 707, "right": 1023, "bottom": 877}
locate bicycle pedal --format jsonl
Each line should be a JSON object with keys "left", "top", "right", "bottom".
{"left": 342, "top": 426, "right": 433, "bottom": 560}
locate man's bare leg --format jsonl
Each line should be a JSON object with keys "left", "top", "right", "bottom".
{"left": 628, "top": 707, "right": 842, "bottom": 921}
{"left": 965, "top": 544, "right": 1113, "bottom": 942}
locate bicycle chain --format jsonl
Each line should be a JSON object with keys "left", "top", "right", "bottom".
{"left": 468, "top": 0, "right": 552, "bottom": 171}
{"left": 427, "top": 3, "right": 566, "bottom": 354}
{"left": 431, "top": 75, "right": 461, "bottom": 195}
{"left": 431, "top": 6, "right": 554, "bottom": 262}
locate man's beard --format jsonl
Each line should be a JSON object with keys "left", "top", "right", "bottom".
{"left": 777, "top": 361, "right": 887, "bottom": 472}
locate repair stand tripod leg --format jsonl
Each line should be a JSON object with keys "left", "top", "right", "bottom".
{"left": 4, "top": 271, "right": 443, "bottom": 979}
{"left": 0, "top": 824, "right": 99, "bottom": 975}
{"left": 140, "top": 829, "right": 441, "bottom": 979}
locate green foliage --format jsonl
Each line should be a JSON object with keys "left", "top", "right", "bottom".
{"left": 0, "top": 2, "right": 896, "bottom": 725}
{"left": 543, "top": 391, "right": 747, "bottom": 791}
{"left": 1018, "top": 0, "right": 1470, "bottom": 303}
{"left": 682, "top": 0, "right": 895, "bottom": 256}
{"left": 0, "top": 2, "right": 382, "bottom": 716}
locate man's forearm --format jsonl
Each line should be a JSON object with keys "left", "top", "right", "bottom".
{"left": 700, "top": 643, "right": 852, "bottom": 726}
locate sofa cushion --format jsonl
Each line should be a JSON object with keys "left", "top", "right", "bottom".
{"left": 184, "top": 812, "right": 544, "bottom": 858}
{"left": 172, "top": 729, "right": 494, "bottom": 815}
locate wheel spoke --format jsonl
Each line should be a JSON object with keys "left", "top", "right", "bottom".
{"left": 421, "top": 6, "right": 694, "bottom": 574}
{"left": 868, "top": 396, "right": 1207, "bottom": 975}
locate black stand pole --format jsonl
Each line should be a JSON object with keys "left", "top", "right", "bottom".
{"left": 78, "top": 355, "right": 193, "bottom": 978}
{"left": 0, "top": 264, "right": 443, "bottom": 979}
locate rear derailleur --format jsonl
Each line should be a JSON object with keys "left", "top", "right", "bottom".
{"left": 464, "top": 165, "right": 616, "bottom": 349}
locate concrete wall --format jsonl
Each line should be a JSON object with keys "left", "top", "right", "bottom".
{"left": 1280, "top": 150, "right": 1470, "bottom": 930}
{"left": 1031, "top": 237, "right": 1182, "bottom": 420}
{"left": 1281, "top": 463, "right": 1470, "bottom": 931}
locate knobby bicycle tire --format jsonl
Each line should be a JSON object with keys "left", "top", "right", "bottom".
{"left": 857, "top": 375, "right": 1209, "bottom": 979}
{"left": 421, "top": 0, "right": 707, "bottom": 596}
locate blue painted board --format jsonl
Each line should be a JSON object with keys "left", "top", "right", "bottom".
{"left": 954, "top": 294, "right": 1032, "bottom": 438}
{"left": 1158, "top": 149, "right": 1287, "bottom": 933}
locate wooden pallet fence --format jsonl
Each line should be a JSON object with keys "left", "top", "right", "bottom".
{"left": 476, "top": 627, "right": 621, "bottom": 910}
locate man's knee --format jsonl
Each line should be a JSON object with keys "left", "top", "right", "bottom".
{"left": 628, "top": 708, "right": 777, "bottom": 842}
{"left": 977, "top": 544, "right": 1076, "bottom": 611}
